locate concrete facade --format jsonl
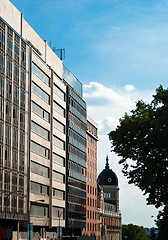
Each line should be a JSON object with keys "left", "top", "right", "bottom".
{"left": 0, "top": 0, "right": 88, "bottom": 239}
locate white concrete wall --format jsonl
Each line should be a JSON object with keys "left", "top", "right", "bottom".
{"left": 0, "top": 0, "right": 21, "bottom": 34}
{"left": 0, "top": 0, "right": 63, "bottom": 78}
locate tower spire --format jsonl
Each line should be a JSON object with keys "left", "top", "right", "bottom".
{"left": 105, "top": 155, "right": 109, "bottom": 169}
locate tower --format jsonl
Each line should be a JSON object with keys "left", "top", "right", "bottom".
{"left": 98, "top": 156, "right": 119, "bottom": 211}
{"left": 97, "top": 156, "right": 121, "bottom": 240}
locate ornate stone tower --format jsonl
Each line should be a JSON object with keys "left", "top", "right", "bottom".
{"left": 98, "top": 156, "right": 119, "bottom": 211}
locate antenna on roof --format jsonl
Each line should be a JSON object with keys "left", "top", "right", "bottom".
{"left": 53, "top": 48, "right": 65, "bottom": 61}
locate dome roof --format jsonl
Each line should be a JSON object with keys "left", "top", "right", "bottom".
{"left": 97, "top": 156, "right": 118, "bottom": 186}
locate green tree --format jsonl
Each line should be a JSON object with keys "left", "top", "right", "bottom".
{"left": 122, "top": 224, "right": 150, "bottom": 240}
{"left": 109, "top": 85, "right": 168, "bottom": 231}
{"left": 150, "top": 228, "right": 157, "bottom": 240}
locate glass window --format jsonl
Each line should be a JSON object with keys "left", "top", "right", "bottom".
{"left": 31, "top": 121, "right": 49, "bottom": 140}
{"left": 53, "top": 118, "right": 65, "bottom": 133}
{"left": 31, "top": 141, "right": 49, "bottom": 159}
{"left": 32, "top": 82, "right": 50, "bottom": 104}
{"left": 31, "top": 161, "right": 49, "bottom": 178}
{"left": 32, "top": 63, "right": 50, "bottom": 86}
{"left": 53, "top": 84, "right": 65, "bottom": 100}
{"left": 53, "top": 101, "right": 65, "bottom": 117}
{"left": 30, "top": 205, "right": 48, "bottom": 217}
{"left": 53, "top": 153, "right": 65, "bottom": 166}
{"left": 53, "top": 170, "right": 64, "bottom": 183}
{"left": 53, "top": 188, "right": 64, "bottom": 200}
{"left": 53, "top": 135, "right": 64, "bottom": 149}
{"left": 32, "top": 101, "right": 50, "bottom": 122}
{"left": 52, "top": 206, "right": 64, "bottom": 219}
{"left": 31, "top": 181, "right": 49, "bottom": 196}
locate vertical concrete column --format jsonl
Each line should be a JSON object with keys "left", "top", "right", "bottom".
{"left": 49, "top": 69, "right": 53, "bottom": 228}
{"left": 17, "top": 221, "right": 19, "bottom": 240}
{"left": 44, "top": 40, "right": 47, "bottom": 63}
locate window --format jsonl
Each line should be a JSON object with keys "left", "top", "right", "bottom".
{"left": 90, "top": 211, "right": 92, "bottom": 219}
{"left": 53, "top": 84, "right": 65, "bottom": 100}
{"left": 30, "top": 205, "right": 48, "bottom": 218}
{"left": 53, "top": 153, "right": 65, "bottom": 166}
{"left": 31, "top": 182, "right": 49, "bottom": 196}
{"left": 32, "top": 82, "right": 50, "bottom": 104}
{"left": 31, "top": 141, "right": 49, "bottom": 159}
{"left": 32, "top": 63, "right": 50, "bottom": 86}
{"left": 31, "top": 161, "right": 49, "bottom": 178}
{"left": 53, "top": 170, "right": 64, "bottom": 183}
{"left": 32, "top": 101, "right": 50, "bottom": 122}
{"left": 54, "top": 101, "right": 65, "bottom": 117}
{"left": 19, "top": 153, "right": 24, "bottom": 172}
{"left": 20, "top": 131, "right": 25, "bottom": 151}
{"left": 53, "top": 188, "right": 64, "bottom": 200}
{"left": 53, "top": 118, "right": 65, "bottom": 133}
{"left": 32, "top": 121, "right": 49, "bottom": 140}
{"left": 90, "top": 198, "right": 92, "bottom": 207}
{"left": 52, "top": 207, "right": 64, "bottom": 219}
{"left": 53, "top": 135, "right": 64, "bottom": 149}
{"left": 13, "top": 84, "right": 19, "bottom": 104}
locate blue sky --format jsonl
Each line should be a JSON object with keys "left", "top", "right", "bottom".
{"left": 11, "top": 0, "right": 168, "bottom": 90}
{"left": 10, "top": 0, "right": 168, "bottom": 227}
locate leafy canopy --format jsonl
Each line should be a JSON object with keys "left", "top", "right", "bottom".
{"left": 109, "top": 85, "right": 168, "bottom": 230}
{"left": 122, "top": 224, "right": 150, "bottom": 240}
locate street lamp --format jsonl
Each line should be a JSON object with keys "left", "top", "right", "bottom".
{"left": 29, "top": 199, "right": 45, "bottom": 240}
{"left": 4, "top": 190, "right": 23, "bottom": 239}
{"left": 58, "top": 211, "right": 64, "bottom": 240}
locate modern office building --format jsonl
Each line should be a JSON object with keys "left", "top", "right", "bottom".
{"left": 97, "top": 156, "right": 122, "bottom": 240}
{"left": 63, "top": 66, "right": 87, "bottom": 237}
{"left": 0, "top": 0, "right": 87, "bottom": 238}
{"left": 82, "top": 117, "right": 98, "bottom": 238}
{"left": 0, "top": 12, "right": 30, "bottom": 239}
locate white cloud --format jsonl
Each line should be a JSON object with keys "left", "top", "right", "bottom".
{"left": 124, "top": 84, "right": 136, "bottom": 92}
{"left": 84, "top": 82, "right": 134, "bottom": 108}
{"left": 84, "top": 82, "right": 157, "bottom": 227}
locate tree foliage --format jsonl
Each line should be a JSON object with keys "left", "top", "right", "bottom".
{"left": 109, "top": 86, "right": 168, "bottom": 230}
{"left": 122, "top": 224, "right": 150, "bottom": 240}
